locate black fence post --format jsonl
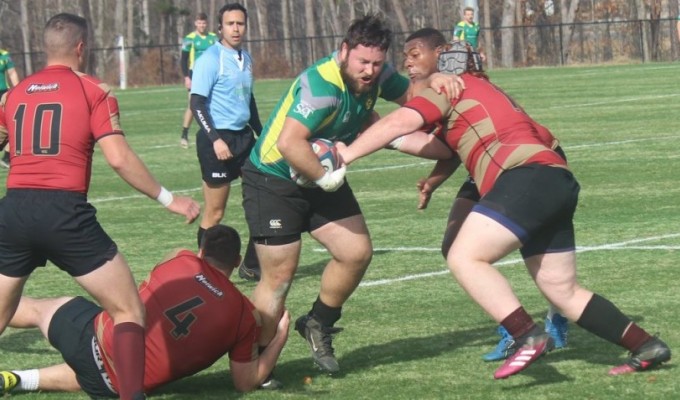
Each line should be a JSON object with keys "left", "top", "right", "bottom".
{"left": 160, "top": 46, "right": 165, "bottom": 85}
{"left": 559, "top": 22, "right": 564, "bottom": 65}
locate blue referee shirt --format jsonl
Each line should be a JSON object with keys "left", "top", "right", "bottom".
{"left": 191, "top": 41, "right": 254, "bottom": 130}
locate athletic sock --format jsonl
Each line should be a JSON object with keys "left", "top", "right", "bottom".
{"left": 113, "top": 322, "right": 145, "bottom": 400}
{"left": 12, "top": 369, "right": 38, "bottom": 391}
{"left": 576, "top": 293, "right": 636, "bottom": 346}
{"left": 546, "top": 303, "right": 559, "bottom": 320}
{"left": 243, "top": 238, "right": 259, "bottom": 269}
{"left": 500, "top": 306, "right": 536, "bottom": 338}
{"left": 310, "top": 297, "right": 342, "bottom": 327}
{"left": 619, "top": 322, "right": 653, "bottom": 352}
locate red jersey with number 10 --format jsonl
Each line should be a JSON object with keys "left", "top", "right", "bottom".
{"left": 0, "top": 65, "right": 123, "bottom": 193}
{"left": 94, "top": 250, "right": 260, "bottom": 392}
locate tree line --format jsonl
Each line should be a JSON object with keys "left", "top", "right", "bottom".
{"left": 1, "top": 0, "right": 678, "bottom": 84}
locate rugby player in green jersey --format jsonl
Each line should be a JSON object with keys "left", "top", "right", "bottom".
{"left": 241, "top": 15, "right": 462, "bottom": 375}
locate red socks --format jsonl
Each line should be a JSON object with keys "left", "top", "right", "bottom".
{"left": 113, "top": 322, "right": 145, "bottom": 400}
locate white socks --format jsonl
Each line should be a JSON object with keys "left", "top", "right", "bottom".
{"left": 12, "top": 369, "right": 39, "bottom": 391}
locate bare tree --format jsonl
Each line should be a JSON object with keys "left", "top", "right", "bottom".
{"left": 304, "top": 0, "right": 316, "bottom": 64}
{"left": 19, "top": 0, "right": 32, "bottom": 75}
{"left": 252, "top": 0, "right": 269, "bottom": 61}
{"left": 500, "top": 0, "right": 516, "bottom": 67}
{"left": 482, "top": 0, "right": 493, "bottom": 68}
{"left": 560, "top": 0, "right": 582, "bottom": 63}
{"left": 389, "top": 0, "right": 409, "bottom": 34}
{"left": 325, "top": 0, "right": 343, "bottom": 37}
{"left": 142, "top": 0, "right": 150, "bottom": 42}
{"left": 281, "top": 0, "right": 292, "bottom": 67}
{"left": 127, "top": 0, "right": 134, "bottom": 46}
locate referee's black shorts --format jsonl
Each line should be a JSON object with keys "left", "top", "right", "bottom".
{"left": 0, "top": 189, "right": 117, "bottom": 277}
{"left": 196, "top": 127, "right": 255, "bottom": 185}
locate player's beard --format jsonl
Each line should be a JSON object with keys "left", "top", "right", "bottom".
{"left": 339, "top": 58, "right": 375, "bottom": 95}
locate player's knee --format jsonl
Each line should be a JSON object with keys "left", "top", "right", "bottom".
{"left": 108, "top": 299, "right": 145, "bottom": 327}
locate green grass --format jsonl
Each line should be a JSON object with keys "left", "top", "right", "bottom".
{"left": 1, "top": 63, "right": 679, "bottom": 399}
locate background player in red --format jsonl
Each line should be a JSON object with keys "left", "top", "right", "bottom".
{"left": 0, "top": 13, "right": 200, "bottom": 400}
{"left": 0, "top": 224, "right": 289, "bottom": 396}
{"left": 338, "top": 41, "right": 670, "bottom": 379}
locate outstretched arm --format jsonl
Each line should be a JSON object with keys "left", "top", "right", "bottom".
{"left": 339, "top": 107, "right": 426, "bottom": 165}
{"left": 391, "top": 131, "right": 453, "bottom": 160}
{"left": 230, "top": 310, "right": 290, "bottom": 392}
{"left": 98, "top": 134, "right": 200, "bottom": 223}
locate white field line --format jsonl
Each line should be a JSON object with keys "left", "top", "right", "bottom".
{"left": 553, "top": 93, "right": 680, "bottom": 109}
{"left": 90, "top": 134, "right": 680, "bottom": 204}
{"left": 352, "top": 233, "right": 680, "bottom": 288}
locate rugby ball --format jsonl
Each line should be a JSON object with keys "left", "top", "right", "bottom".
{"left": 290, "top": 138, "right": 342, "bottom": 188}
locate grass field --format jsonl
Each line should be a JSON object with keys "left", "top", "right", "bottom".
{"left": 1, "top": 62, "right": 679, "bottom": 399}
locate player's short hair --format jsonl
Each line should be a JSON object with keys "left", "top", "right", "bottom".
{"left": 405, "top": 28, "right": 447, "bottom": 50}
{"left": 342, "top": 14, "right": 392, "bottom": 52}
{"left": 464, "top": 6, "right": 475, "bottom": 13}
{"left": 196, "top": 12, "right": 208, "bottom": 21}
{"left": 218, "top": 3, "right": 248, "bottom": 28}
{"left": 201, "top": 225, "right": 241, "bottom": 270}
{"left": 44, "top": 13, "right": 88, "bottom": 56}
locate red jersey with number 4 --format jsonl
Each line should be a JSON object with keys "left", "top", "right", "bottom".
{"left": 0, "top": 65, "right": 123, "bottom": 193}
{"left": 94, "top": 250, "right": 261, "bottom": 392}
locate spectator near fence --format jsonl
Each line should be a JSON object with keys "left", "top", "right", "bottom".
{"left": 0, "top": 48, "right": 19, "bottom": 168}
{"left": 179, "top": 12, "right": 218, "bottom": 149}
{"left": 452, "top": 7, "right": 486, "bottom": 63}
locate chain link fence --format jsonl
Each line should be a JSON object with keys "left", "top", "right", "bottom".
{"left": 9, "top": 18, "right": 679, "bottom": 88}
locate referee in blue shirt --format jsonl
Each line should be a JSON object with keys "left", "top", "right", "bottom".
{"left": 190, "top": 3, "right": 262, "bottom": 280}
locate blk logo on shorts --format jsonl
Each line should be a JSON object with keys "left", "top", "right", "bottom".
{"left": 269, "top": 219, "right": 282, "bottom": 229}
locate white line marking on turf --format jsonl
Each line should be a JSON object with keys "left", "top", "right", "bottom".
{"left": 351, "top": 233, "right": 680, "bottom": 288}
{"left": 554, "top": 93, "right": 680, "bottom": 109}
{"left": 87, "top": 136, "right": 680, "bottom": 203}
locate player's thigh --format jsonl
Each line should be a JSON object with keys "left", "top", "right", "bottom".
{"left": 448, "top": 211, "right": 522, "bottom": 265}
{"left": 0, "top": 274, "right": 28, "bottom": 332}
{"left": 312, "top": 213, "right": 372, "bottom": 264}
{"left": 74, "top": 253, "right": 143, "bottom": 324}
{"left": 202, "top": 181, "right": 230, "bottom": 211}
{"left": 0, "top": 191, "right": 51, "bottom": 277}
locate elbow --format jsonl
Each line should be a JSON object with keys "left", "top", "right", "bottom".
{"left": 105, "top": 151, "right": 128, "bottom": 172}
{"left": 276, "top": 139, "right": 293, "bottom": 159}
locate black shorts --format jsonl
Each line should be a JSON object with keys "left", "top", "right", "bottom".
{"left": 48, "top": 296, "right": 117, "bottom": 398}
{"left": 241, "top": 160, "right": 362, "bottom": 243}
{"left": 196, "top": 128, "right": 255, "bottom": 185}
{"left": 0, "top": 189, "right": 118, "bottom": 277}
{"left": 456, "top": 176, "right": 481, "bottom": 202}
{"left": 473, "top": 164, "right": 580, "bottom": 258}
{"left": 455, "top": 146, "right": 566, "bottom": 202}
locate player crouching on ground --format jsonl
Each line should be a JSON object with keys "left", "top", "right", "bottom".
{"left": 0, "top": 225, "right": 289, "bottom": 396}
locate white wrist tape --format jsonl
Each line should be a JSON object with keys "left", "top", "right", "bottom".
{"left": 156, "top": 186, "right": 174, "bottom": 207}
